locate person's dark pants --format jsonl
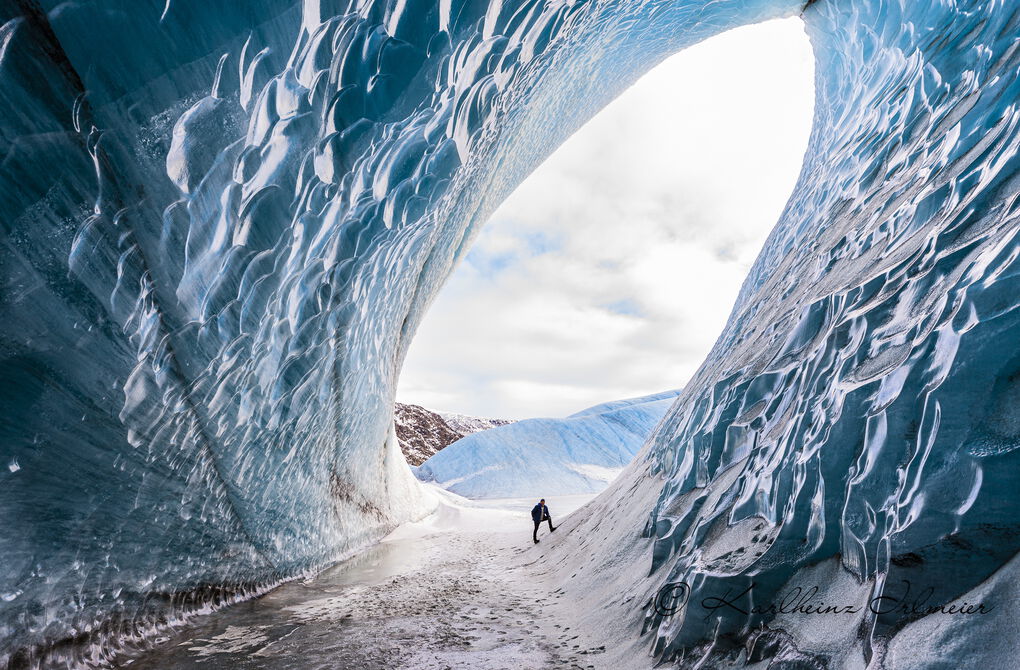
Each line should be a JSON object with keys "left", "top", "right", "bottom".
{"left": 533, "top": 516, "right": 554, "bottom": 542}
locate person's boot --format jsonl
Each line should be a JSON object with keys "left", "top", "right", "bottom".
{"left": 534, "top": 538, "right": 539, "bottom": 544}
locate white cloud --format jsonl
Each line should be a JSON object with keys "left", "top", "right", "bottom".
{"left": 398, "top": 17, "right": 815, "bottom": 419}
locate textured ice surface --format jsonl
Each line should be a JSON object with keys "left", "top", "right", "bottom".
{"left": 3, "top": 0, "right": 1020, "bottom": 666}
{"left": 415, "top": 390, "right": 681, "bottom": 498}
{"left": 639, "top": 1, "right": 1020, "bottom": 665}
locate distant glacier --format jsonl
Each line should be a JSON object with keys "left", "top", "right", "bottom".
{"left": 415, "top": 390, "right": 682, "bottom": 498}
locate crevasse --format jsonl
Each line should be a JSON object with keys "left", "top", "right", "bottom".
{"left": 1, "top": 0, "right": 1018, "bottom": 667}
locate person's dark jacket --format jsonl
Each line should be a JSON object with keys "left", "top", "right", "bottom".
{"left": 531, "top": 503, "right": 548, "bottom": 522}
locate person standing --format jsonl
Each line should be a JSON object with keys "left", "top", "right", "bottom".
{"left": 531, "top": 498, "right": 555, "bottom": 543}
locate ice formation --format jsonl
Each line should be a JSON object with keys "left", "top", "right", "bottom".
{"left": 2, "top": 0, "right": 1020, "bottom": 667}
{"left": 415, "top": 390, "right": 681, "bottom": 497}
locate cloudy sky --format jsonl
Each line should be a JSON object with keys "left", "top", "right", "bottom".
{"left": 397, "top": 18, "right": 815, "bottom": 419}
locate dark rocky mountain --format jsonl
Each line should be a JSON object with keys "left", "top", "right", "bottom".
{"left": 394, "top": 403, "right": 512, "bottom": 465}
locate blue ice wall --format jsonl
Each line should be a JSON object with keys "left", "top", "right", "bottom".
{"left": 3, "top": 0, "right": 1019, "bottom": 666}
{"left": 0, "top": 0, "right": 803, "bottom": 664}
{"left": 642, "top": 0, "right": 1020, "bottom": 663}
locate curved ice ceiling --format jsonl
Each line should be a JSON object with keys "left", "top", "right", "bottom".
{"left": 2, "top": 0, "right": 1019, "bottom": 666}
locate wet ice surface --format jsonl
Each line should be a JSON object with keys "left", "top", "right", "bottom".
{"left": 123, "top": 490, "right": 601, "bottom": 670}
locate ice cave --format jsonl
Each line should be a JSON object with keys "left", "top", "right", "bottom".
{"left": 2, "top": 0, "right": 1020, "bottom": 667}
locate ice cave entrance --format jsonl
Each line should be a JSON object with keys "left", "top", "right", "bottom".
{"left": 395, "top": 18, "right": 815, "bottom": 498}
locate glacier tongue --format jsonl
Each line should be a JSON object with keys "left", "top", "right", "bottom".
{"left": 414, "top": 390, "right": 682, "bottom": 498}
{"left": 3, "top": 0, "right": 1020, "bottom": 666}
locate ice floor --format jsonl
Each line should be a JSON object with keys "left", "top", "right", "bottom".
{"left": 120, "top": 488, "right": 609, "bottom": 670}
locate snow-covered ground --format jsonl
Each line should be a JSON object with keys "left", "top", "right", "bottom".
{"left": 121, "top": 486, "right": 640, "bottom": 669}
{"left": 414, "top": 390, "right": 681, "bottom": 498}
{"left": 120, "top": 473, "right": 1020, "bottom": 669}
{"left": 438, "top": 411, "right": 515, "bottom": 436}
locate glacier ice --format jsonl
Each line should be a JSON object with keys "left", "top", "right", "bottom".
{"left": 414, "top": 390, "right": 682, "bottom": 498}
{"left": 637, "top": 1, "right": 1020, "bottom": 664}
{"left": 2, "top": 0, "right": 1020, "bottom": 667}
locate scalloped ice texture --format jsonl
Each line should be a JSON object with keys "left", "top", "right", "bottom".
{"left": 0, "top": 0, "right": 1018, "bottom": 667}
{"left": 631, "top": 0, "right": 1020, "bottom": 664}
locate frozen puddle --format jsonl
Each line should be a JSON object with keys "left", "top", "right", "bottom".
{"left": 124, "top": 489, "right": 604, "bottom": 669}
